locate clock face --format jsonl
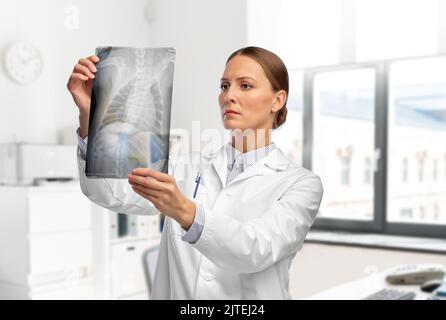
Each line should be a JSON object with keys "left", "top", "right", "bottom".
{"left": 4, "top": 42, "right": 44, "bottom": 84}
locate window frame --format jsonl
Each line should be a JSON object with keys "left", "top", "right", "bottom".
{"left": 300, "top": 55, "right": 446, "bottom": 239}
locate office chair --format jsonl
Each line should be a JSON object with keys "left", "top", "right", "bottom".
{"left": 142, "top": 244, "right": 160, "bottom": 297}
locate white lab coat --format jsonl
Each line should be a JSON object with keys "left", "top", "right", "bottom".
{"left": 77, "top": 143, "right": 323, "bottom": 299}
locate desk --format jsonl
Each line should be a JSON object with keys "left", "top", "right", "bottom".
{"left": 305, "top": 270, "right": 434, "bottom": 300}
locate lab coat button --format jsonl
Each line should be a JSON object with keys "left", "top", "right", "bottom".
{"left": 202, "top": 271, "right": 215, "bottom": 281}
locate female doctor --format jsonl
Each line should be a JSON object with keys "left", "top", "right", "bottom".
{"left": 67, "top": 46, "right": 323, "bottom": 300}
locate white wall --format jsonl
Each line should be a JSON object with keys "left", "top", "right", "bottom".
{"left": 440, "top": 0, "right": 446, "bottom": 52}
{"left": 0, "top": 0, "right": 247, "bottom": 146}
{"left": 0, "top": 0, "right": 152, "bottom": 143}
{"left": 249, "top": 0, "right": 446, "bottom": 69}
{"left": 148, "top": 0, "right": 247, "bottom": 138}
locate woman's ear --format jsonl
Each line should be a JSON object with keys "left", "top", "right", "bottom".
{"left": 271, "top": 90, "right": 287, "bottom": 112}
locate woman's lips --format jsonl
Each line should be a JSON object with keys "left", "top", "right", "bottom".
{"left": 224, "top": 110, "right": 241, "bottom": 116}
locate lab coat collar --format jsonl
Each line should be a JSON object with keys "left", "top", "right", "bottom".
{"left": 226, "top": 143, "right": 277, "bottom": 171}
{"left": 204, "top": 143, "right": 291, "bottom": 187}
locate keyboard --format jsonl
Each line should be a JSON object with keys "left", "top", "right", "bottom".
{"left": 362, "top": 288, "right": 416, "bottom": 300}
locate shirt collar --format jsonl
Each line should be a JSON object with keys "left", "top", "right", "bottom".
{"left": 226, "top": 142, "right": 277, "bottom": 171}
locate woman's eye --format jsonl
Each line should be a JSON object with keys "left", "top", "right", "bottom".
{"left": 220, "top": 83, "right": 229, "bottom": 91}
{"left": 241, "top": 83, "right": 252, "bottom": 89}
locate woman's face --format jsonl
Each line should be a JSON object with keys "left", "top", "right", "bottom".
{"left": 218, "top": 55, "right": 283, "bottom": 131}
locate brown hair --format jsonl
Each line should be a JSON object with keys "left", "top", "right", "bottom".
{"left": 226, "top": 46, "right": 289, "bottom": 129}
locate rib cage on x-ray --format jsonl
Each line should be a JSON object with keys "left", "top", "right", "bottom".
{"left": 86, "top": 47, "right": 175, "bottom": 178}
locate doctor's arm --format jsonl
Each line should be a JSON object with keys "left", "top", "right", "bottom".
{"left": 192, "top": 174, "right": 323, "bottom": 274}
{"left": 76, "top": 132, "right": 160, "bottom": 216}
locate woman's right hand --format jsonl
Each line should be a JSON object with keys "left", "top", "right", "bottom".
{"left": 67, "top": 55, "right": 100, "bottom": 138}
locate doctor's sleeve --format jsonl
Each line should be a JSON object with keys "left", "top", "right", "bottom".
{"left": 192, "top": 173, "right": 323, "bottom": 274}
{"left": 76, "top": 129, "right": 160, "bottom": 216}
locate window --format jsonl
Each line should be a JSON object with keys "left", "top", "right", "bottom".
{"left": 434, "top": 204, "right": 440, "bottom": 220}
{"left": 356, "top": 0, "right": 438, "bottom": 61}
{"left": 417, "top": 153, "right": 426, "bottom": 182}
{"left": 433, "top": 159, "right": 438, "bottom": 181}
{"left": 249, "top": 0, "right": 440, "bottom": 68}
{"left": 402, "top": 158, "right": 408, "bottom": 183}
{"left": 304, "top": 56, "right": 446, "bottom": 237}
{"left": 445, "top": 155, "right": 446, "bottom": 180}
{"left": 312, "top": 68, "right": 375, "bottom": 221}
{"left": 444, "top": 154, "right": 446, "bottom": 181}
{"left": 419, "top": 206, "right": 426, "bottom": 220}
{"left": 364, "top": 157, "right": 372, "bottom": 184}
{"left": 340, "top": 155, "right": 351, "bottom": 186}
{"left": 400, "top": 208, "right": 413, "bottom": 219}
{"left": 249, "top": 1, "right": 446, "bottom": 238}
{"left": 387, "top": 57, "right": 446, "bottom": 228}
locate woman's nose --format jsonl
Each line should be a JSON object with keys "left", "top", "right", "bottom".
{"left": 224, "top": 87, "right": 237, "bottom": 104}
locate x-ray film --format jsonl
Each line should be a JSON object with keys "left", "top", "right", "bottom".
{"left": 86, "top": 47, "right": 175, "bottom": 178}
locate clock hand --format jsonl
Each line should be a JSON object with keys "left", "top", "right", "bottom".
{"left": 22, "top": 54, "right": 39, "bottom": 64}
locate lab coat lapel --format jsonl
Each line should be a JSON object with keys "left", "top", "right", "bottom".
{"left": 208, "top": 146, "right": 291, "bottom": 187}
{"left": 206, "top": 145, "right": 227, "bottom": 189}
{"left": 228, "top": 147, "right": 291, "bottom": 185}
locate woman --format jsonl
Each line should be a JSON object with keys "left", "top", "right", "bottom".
{"left": 67, "top": 46, "right": 323, "bottom": 299}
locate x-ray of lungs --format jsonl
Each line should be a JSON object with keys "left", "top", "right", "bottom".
{"left": 86, "top": 47, "right": 175, "bottom": 178}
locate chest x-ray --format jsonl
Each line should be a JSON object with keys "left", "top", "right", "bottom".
{"left": 86, "top": 47, "right": 175, "bottom": 178}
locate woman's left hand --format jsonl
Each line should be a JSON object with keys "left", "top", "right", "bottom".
{"left": 128, "top": 168, "right": 196, "bottom": 230}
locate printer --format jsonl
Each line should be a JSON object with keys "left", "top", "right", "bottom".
{"left": 0, "top": 143, "right": 78, "bottom": 185}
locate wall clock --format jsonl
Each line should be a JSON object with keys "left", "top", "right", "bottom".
{"left": 4, "top": 42, "right": 44, "bottom": 84}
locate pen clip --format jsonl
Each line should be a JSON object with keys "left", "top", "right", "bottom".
{"left": 193, "top": 171, "right": 201, "bottom": 199}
